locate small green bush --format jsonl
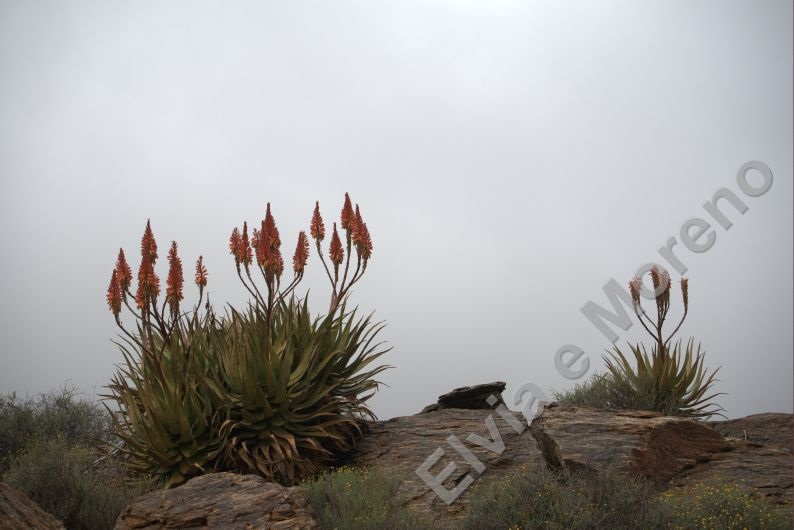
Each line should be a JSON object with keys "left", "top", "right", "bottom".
{"left": 2, "top": 437, "right": 155, "bottom": 530}
{"left": 302, "top": 466, "right": 432, "bottom": 530}
{"left": 463, "top": 464, "right": 667, "bottom": 530}
{"left": 552, "top": 372, "right": 630, "bottom": 409}
{"left": 659, "top": 479, "right": 792, "bottom": 530}
{"left": 0, "top": 385, "right": 111, "bottom": 473}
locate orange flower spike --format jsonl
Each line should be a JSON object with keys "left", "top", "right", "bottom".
{"left": 310, "top": 202, "right": 325, "bottom": 241}
{"left": 351, "top": 205, "right": 364, "bottom": 245}
{"left": 340, "top": 193, "right": 354, "bottom": 232}
{"left": 240, "top": 222, "right": 253, "bottom": 266}
{"left": 135, "top": 248, "right": 159, "bottom": 309}
{"left": 263, "top": 203, "right": 281, "bottom": 250}
{"left": 359, "top": 223, "right": 373, "bottom": 260}
{"left": 166, "top": 241, "right": 184, "bottom": 312}
{"left": 257, "top": 220, "right": 270, "bottom": 267}
{"left": 293, "top": 231, "right": 310, "bottom": 274}
{"left": 115, "top": 248, "right": 133, "bottom": 293}
{"left": 229, "top": 227, "right": 241, "bottom": 264}
{"left": 195, "top": 256, "right": 208, "bottom": 287}
{"left": 106, "top": 269, "right": 122, "bottom": 316}
{"left": 141, "top": 219, "right": 158, "bottom": 265}
{"left": 273, "top": 249, "right": 284, "bottom": 277}
{"left": 135, "top": 252, "right": 150, "bottom": 310}
{"left": 329, "top": 223, "right": 344, "bottom": 265}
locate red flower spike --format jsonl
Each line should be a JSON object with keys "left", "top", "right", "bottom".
{"left": 310, "top": 202, "right": 325, "bottom": 241}
{"left": 106, "top": 269, "right": 122, "bottom": 316}
{"left": 135, "top": 248, "right": 160, "bottom": 310}
{"left": 329, "top": 223, "right": 344, "bottom": 265}
{"left": 293, "top": 231, "right": 310, "bottom": 274}
{"left": 166, "top": 241, "right": 184, "bottom": 312}
{"left": 340, "top": 193, "right": 354, "bottom": 232}
{"left": 229, "top": 227, "right": 241, "bottom": 264}
{"left": 351, "top": 205, "right": 363, "bottom": 245}
{"left": 358, "top": 223, "right": 373, "bottom": 260}
{"left": 115, "top": 248, "right": 133, "bottom": 292}
{"left": 240, "top": 222, "right": 253, "bottom": 266}
{"left": 263, "top": 203, "right": 281, "bottom": 250}
{"left": 272, "top": 249, "right": 284, "bottom": 277}
{"left": 141, "top": 220, "right": 158, "bottom": 265}
{"left": 195, "top": 256, "right": 208, "bottom": 287}
{"left": 257, "top": 220, "right": 270, "bottom": 267}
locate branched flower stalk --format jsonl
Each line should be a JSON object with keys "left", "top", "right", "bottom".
{"left": 628, "top": 266, "right": 688, "bottom": 356}
{"left": 106, "top": 221, "right": 209, "bottom": 384}
{"left": 310, "top": 193, "right": 373, "bottom": 313}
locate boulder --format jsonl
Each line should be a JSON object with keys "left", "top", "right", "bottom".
{"left": 670, "top": 439, "right": 793, "bottom": 504}
{"left": 709, "top": 412, "right": 793, "bottom": 450}
{"left": 348, "top": 407, "right": 543, "bottom": 528}
{"left": 114, "top": 472, "right": 318, "bottom": 530}
{"left": 420, "top": 382, "right": 506, "bottom": 413}
{"left": 0, "top": 482, "right": 66, "bottom": 530}
{"left": 528, "top": 402, "right": 730, "bottom": 482}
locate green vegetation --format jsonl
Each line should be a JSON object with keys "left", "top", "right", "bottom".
{"left": 302, "top": 466, "right": 432, "bottom": 530}
{"left": 463, "top": 465, "right": 790, "bottom": 530}
{"left": 464, "top": 465, "right": 667, "bottom": 530}
{"left": 659, "top": 478, "right": 792, "bottom": 530}
{"left": 300, "top": 464, "right": 791, "bottom": 530}
{"left": 0, "top": 387, "right": 156, "bottom": 530}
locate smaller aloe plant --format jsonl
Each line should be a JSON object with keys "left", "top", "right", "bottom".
{"left": 602, "top": 267, "right": 724, "bottom": 419}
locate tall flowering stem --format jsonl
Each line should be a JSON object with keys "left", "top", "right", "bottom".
{"left": 310, "top": 193, "right": 373, "bottom": 312}
{"left": 629, "top": 266, "right": 688, "bottom": 356}
{"left": 106, "top": 222, "right": 211, "bottom": 382}
{"left": 230, "top": 203, "right": 312, "bottom": 326}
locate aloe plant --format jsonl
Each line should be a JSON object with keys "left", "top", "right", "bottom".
{"left": 602, "top": 267, "right": 724, "bottom": 419}
{"left": 104, "top": 194, "right": 387, "bottom": 486}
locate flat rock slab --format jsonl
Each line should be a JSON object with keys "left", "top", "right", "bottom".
{"left": 349, "top": 408, "right": 542, "bottom": 529}
{"left": 709, "top": 413, "right": 793, "bottom": 450}
{"left": 670, "top": 439, "right": 793, "bottom": 504}
{"left": 529, "top": 402, "right": 729, "bottom": 482}
{"left": 0, "top": 482, "right": 65, "bottom": 530}
{"left": 114, "top": 472, "right": 318, "bottom": 530}
{"left": 421, "top": 382, "right": 506, "bottom": 413}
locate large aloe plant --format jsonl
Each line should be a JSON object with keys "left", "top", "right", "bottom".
{"left": 104, "top": 194, "right": 388, "bottom": 486}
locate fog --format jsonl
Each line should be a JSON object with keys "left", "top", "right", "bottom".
{"left": 0, "top": 0, "right": 791, "bottom": 421}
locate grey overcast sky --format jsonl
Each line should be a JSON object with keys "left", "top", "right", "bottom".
{"left": 0, "top": 0, "right": 791, "bottom": 421}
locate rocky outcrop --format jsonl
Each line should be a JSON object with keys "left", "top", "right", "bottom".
{"left": 114, "top": 472, "right": 318, "bottom": 530}
{"left": 348, "top": 407, "right": 542, "bottom": 528}
{"left": 113, "top": 396, "right": 793, "bottom": 529}
{"left": 0, "top": 482, "right": 66, "bottom": 530}
{"left": 528, "top": 402, "right": 730, "bottom": 482}
{"left": 346, "top": 401, "right": 792, "bottom": 525}
{"left": 421, "top": 382, "right": 506, "bottom": 413}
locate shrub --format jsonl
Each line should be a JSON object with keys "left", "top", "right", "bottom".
{"left": 2, "top": 437, "right": 155, "bottom": 530}
{"left": 104, "top": 194, "right": 389, "bottom": 487}
{"left": 302, "top": 466, "right": 432, "bottom": 530}
{"left": 463, "top": 465, "right": 668, "bottom": 530}
{"left": 658, "top": 479, "right": 792, "bottom": 530}
{"left": 0, "top": 385, "right": 110, "bottom": 473}
{"left": 552, "top": 372, "right": 632, "bottom": 409}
